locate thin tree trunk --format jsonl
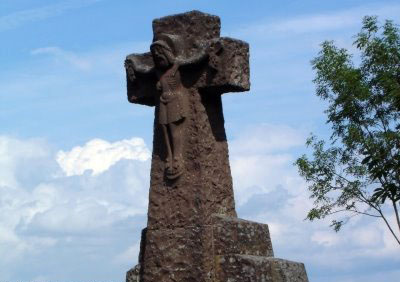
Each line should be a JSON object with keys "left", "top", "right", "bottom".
{"left": 377, "top": 208, "right": 400, "bottom": 245}
{"left": 393, "top": 200, "right": 400, "bottom": 236}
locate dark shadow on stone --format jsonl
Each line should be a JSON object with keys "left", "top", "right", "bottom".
{"left": 200, "top": 89, "right": 227, "bottom": 142}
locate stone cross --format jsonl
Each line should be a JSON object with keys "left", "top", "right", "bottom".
{"left": 125, "top": 10, "right": 249, "bottom": 228}
{"left": 124, "top": 10, "right": 309, "bottom": 282}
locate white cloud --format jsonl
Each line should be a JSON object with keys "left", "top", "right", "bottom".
{"left": 350, "top": 225, "right": 382, "bottom": 248}
{"left": 0, "top": 135, "right": 150, "bottom": 281}
{"left": 234, "top": 3, "right": 400, "bottom": 38}
{"left": 311, "top": 231, "right": 340, "bottom": 247}
{"left": 29, "top": 43, "right": 150, "bottom": 72}
{"left": 0, "top": 136, "right": 50, "bottom": 188}
{"left": 114, "top": 242, "right": 141, "bottom": 265}
{"left": 232, "top": 153, "right": 293, "bottom": 205}
{"left": 56, "top": 137, "right": 150, "bottom": 176}
{"left": 230, "top": 124, "right": 305, "bottom": 205}
{"left": 230, "top": 123, "right": 305, "bottom": 155}
{"left": 0, "top": 0, "right": 104, "bottom": 32}
{"left": 32, "top": 47, "right": 92, "bottom": 71}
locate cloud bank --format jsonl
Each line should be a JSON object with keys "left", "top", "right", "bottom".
{"left": 0, "top": 135, "right": 150, "bottom": 281}
{"left": 56, "top": 138, "right": 150, "bottom": 176}
{"left": 1, "top": 125, "right": 399, "bottom": 281}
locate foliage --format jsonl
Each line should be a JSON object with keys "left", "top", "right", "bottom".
{"left": 295, "top": 16, "right": 400, "bottom": 245}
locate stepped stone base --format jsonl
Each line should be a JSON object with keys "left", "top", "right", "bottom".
{"left": 126, "top": 215, "right": 308, "bottom": 282}
{"left": 215, "top": 255, "right": 308, "bottom": 282}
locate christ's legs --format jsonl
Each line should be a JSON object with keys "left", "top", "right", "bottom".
{"left": 169, "top": 119, "right": 184, "bottom": 174}
{"left": 161, "top": 124, "right": 172, "bottom": 168}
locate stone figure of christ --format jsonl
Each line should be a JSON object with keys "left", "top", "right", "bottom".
{"left": 129, "top": 33, "right": 208, "bottom": 179}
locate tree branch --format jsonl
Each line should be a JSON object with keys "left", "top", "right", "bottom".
{"left": 328, "top": 208, "right": 380, "bottom": 218}
{"left": 393, "top": 199, "right": 400, "bottom": 236}
{"left": 376, "top": 208, "right": 400, "bottom": 245}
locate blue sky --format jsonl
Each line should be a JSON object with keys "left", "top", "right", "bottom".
{"left": 1, "top": 1, "right": 400, "bottom": 281}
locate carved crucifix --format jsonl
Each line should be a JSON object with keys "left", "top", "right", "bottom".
{"left": 127, "top": 33, "right": 211, "bottom": 179}
{"left": 124, "top": 11, "right": 309, "bottom": 282}
{"left": 125, "top": 11, "right": 249, "bottom": 180}
{"left": 124, "top": 11, "right": 250, "bottom": 280}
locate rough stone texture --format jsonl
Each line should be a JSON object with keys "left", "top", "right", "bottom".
{"left": 124, "top": 10, "right": 308, "bottom": 282}
{"left": 152, "top": 10, "right": 221, "bottom": 43}
{"left": 194, "top": 37, "right": 250, "bottom": 93}
{"left": 126, "top": 264, "right": 141, "bottom": 282}
{"left": 215, "top": 256, "right": 309, "bottom": 282}
{"left": 128, "top": 256, "right": 309, "bottom": 282}
{"left": 147, "top": 88, "right": 237, "bottom": 229}
{"left": 140, "top": 226, "right": 214, "bottom": 282}
{"left": 125, "top": 12, "right": 250, "bottom": 108}
{"left": 124, "top": 10, "right": 251, "bottom": 229}
{"left": 125, "top": 52, "right": 157, "bottom": 106}
{"left": 212, "top": 215, "right": 274, "bottom": 257}
{"left": 134, "top": 215, "right": 274, "bottom": 282}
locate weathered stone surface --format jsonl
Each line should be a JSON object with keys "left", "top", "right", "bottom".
{"left": 125, "top": 52, "right": 157, "bottom": 106}
{"left": 212, "top": 215, "right": 274, "bottom": 257}
{"left": 125, "top": 38, "right": 250, "bottom": 103}
{"left": 124, "top": 10, "right": 308, "bottom": 282}
{"left": 194, "top": 37, "right": 250, "bottom": 93}
{"left": 126, "top": 264, "right": 140, "bottom": 282}
{"left": 215, "top": 255, "right": 309, "bottom": 282}
{"left": 140, "top": 226, "right": 214, "bottom": 282}
{"left": 152, "top": 10, "right": 220, "bottom": 43}
{"left": 137, "top": 215, "right": 274, "bottom": 281}
{"left": 147, "top": 87, "right": 236, "bottom": 229}
{"left": 125, "top": 11, "right": 250, "bottom": 108}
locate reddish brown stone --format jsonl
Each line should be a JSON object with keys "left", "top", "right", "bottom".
{"left": 124, "top": 10, "right": 308, "bottom": 282}
{"left": 215, "top": 255, "right": 309, "bottom": 282}
{"left": 152, "top": 10, "right": 221, "bottom": 43}
{"left": 133, "top": 215, "right": 274, "bottom": 281}
{"left": 212, "top": 215, "right": 274, "bottom": 257}
{"left": 146, "top": 87, "right": 237, "bottom": 229}
{"left": 140, "top": 226, "right": 214, "bottom": 282}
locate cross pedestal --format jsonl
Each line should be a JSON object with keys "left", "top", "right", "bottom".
{"left": 124, "top": 11, "right": 309, "bottom": 282}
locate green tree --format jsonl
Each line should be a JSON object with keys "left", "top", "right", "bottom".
{"left": 296, "top": 16, "right": 400, "bottom": 245}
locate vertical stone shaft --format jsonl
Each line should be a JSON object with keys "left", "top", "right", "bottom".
{"left": 124, "top": 10, "right": 309, "bottom": 282}
{"left": 147, "top": 88, "right": 236, "bottom": 229}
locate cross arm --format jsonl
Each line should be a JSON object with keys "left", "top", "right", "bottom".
{"left": 125, "top": 52, "right": 157, "bottom": 106}
{"left": 194, "top": 37, "right": 250, "bottom": 94}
